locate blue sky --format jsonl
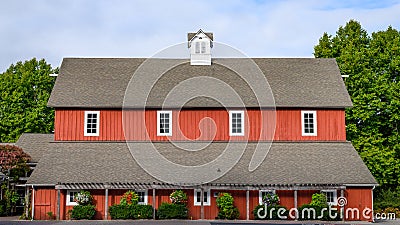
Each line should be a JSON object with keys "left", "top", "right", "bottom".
{"left": 0, "top": 0, "right": 399, "bottom": 72}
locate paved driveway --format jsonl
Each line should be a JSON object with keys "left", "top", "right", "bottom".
{"left": 0, "top": 218, "right": 398, "bottom": 225}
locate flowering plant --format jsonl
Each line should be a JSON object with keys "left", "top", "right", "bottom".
{"left": 74, "top": 190, "right": 93, "bottom": 206}
{"left": 120, "top": 190, "right": 139, "bottom": 206}
{"left": 170, "top": 190, "right": 188, "bottom": 205}
{"left": 262, "top": 193, "right": 280, "bottom": 206}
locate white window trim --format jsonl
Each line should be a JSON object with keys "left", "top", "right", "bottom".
{"left": 321, "top": 190, "right": 338, "bottom": 206}
{"left": 301, "top": 110, "right": 317, "bottom": 136}
{"left": 66, "top": 190, "right": 80, "bottom": 206}
{"left": 84, "top": 111, "right": 100, "bottom": 136}
{"left": 259, "top": 190, "right": 276, "bottom": 205}
{"left": 136, "top": 190, "right": 148, "bottom": 205}
{"left": 194, "top": 189, "right": 211, "bottom": 206}
{"left": 229, "top": 110, "right": 244, "bottom": 136}
{"left": 157, "top": 110, "right": 172, "bottom": 136}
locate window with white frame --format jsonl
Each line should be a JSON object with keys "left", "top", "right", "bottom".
{"left": 84, "top": 111, "right": 100, "bottom": 136}
{"left": 157, "top": 111, "right": 172, "bottom": 136}
{"left": 194, "top": 189, "right": 210, "bottom": 206}
{"left": 259, "top": 190, "right": 276, "bottom": 205}
{"left": 136, "top": 190, "right": 148, "bottom": 205}
{"left": 195, "top": 42, "right": 200, "bottom": 53}
{"left": 301, "top": 111, "right": 317, "bottom": 136}
{"left": 229, "top": 111, "right": 244, "bottom": 136}
{"left": 321, "top": 190, "right": 337, "bottom": 205}
{"left": 201, "top": 42, "right": 206, "bottom": 53}
{"left": 66, "top": 190, "right": 80, "bottom": 206}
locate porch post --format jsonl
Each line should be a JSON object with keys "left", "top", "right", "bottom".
{"left": 294, "top": 190, "right": 298, "bottom": 209}
{"left": 340, "top": 189, "right": 345, "bottom": 221}
{"left": 25, "top": 186, "right": 29, "bottom": 219}
{"left": 31, "top": 186, "right": 35, "bottom": 220}
{"left": 152, "top": 189, "right": 156, "bottom": 220}
{"left": 104, "top": 188, "right": 109, "bottom": 220}
{"left": 246, "top": 189, "right": 250, "bottom": 220}
{"left": 56, "top": 189, "right": 61, "bottom": 220}
{"left": 200, "top": 187, "right": 204, "bottom": 219}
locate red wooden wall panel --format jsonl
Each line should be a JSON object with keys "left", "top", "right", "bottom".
{"left": 33, "top": 188, "right": 371, "bottom": 221}
{"left": 54, "top": 109, "right": 346, "bottom": 141}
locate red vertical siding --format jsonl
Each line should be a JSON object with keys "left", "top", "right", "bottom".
{"left": 55, "top": 109, "right": 346, "bottom": 141}
{"left": 33, "top": 188, "right": 57, "bottom": 220}
{"left": 344, "top": 188, "right": 373, "bottom": 221}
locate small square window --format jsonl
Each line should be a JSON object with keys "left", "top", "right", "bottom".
{"left": 84, "top": 111, "right": 100, "bottom": 136}
{"left": 66, "top": 190, "right": 80, "bottom": 206}
{"left": 301, "top": 111, "right": 317, "bottom": 136}
{"left": 157, "top": 111, "right": 172, "bottom": 136}
{"left": 321, "top": 190, "right": 337, "bottom": 206}
{"left": 136, "top": 190, "right": 148, "bottom": 205}
{"left": 229, "top": 111, "right": 244, "bottom": 136}
{"left": 194, "top": 189, "right": 210, "bottom": 206}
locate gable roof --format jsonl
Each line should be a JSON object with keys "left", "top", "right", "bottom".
{"left": 48, "top": 58, "right": 352, "bottom": 109}
{"left": 187, "top": 29, "right": 214, "bottom": 42}
{"left": 27, "top": 141, "right": 377, "bottom": 187}
{"left": 15, "top": 133, "right": 54, "bottom": 162}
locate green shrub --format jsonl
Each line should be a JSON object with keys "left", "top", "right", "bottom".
{"left": 374, "top": 189, "right": 400, "bottom": 210}
{"left": 109, "top": 204, "right": 131, "bottom": 219}
{"left": 310, "top": 193, "right": 329, "bottom": 207}
{"left": 253, "top": 204, "right": 288, "bottom": 220}
{"left": 109, "top": 204, "right": 153, "bottom": 220}
{"left": 157, "top": 202, "right": 188, "bottom": 219}
{"left": 132, "top": 204, "right": 153, "bottom": 219}
{"left": 0, "top": 201, "right": 5, "bottom": 217}
{"left": 216, "top": 193, "right": 240, "bottom": 219}
{"left": 71, "top": 205, "right": 96, "bottom": 220}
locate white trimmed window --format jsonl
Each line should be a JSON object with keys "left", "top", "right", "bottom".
{"left": 259, "top": 190, "right": 276, "bottom": 205}
{"left": 194, "top": 189, "right": 210, "bottom": 206}
{"left": 321, "top": 190, "right": 337, "bottom": 206}
{"left": 136, "top": 190, "right": 148, "bottom": 205}
{"left": 66, "top": 190, "right": 80, "bottom": 206}
{"left": 301, "top": 111, "right": 317, "bottom": 136}
{"left": 157, "top": 111, "right": 172, "bottom": 136}
{"left": 84, "top": 111, "right": 100, "bottom": 136}
{"left": 229, "top": 111, "right": 244, "bottom": 136}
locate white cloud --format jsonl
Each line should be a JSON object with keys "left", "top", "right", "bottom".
{"left": 0, "top": 0, "right": 399, "bottom": 71}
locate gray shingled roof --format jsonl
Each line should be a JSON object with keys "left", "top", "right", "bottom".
{"left": 48, "top": 58, "right": 352, "bottom": 108}
{"left": 15, "top": 133, "right": 54, "bottom": 162}
{"left": 27, "top": 141, "right": 376, "bottom": 186}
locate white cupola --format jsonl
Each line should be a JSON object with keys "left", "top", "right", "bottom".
{"left": 187, "top": 29, "right": 213, "bottom": 65}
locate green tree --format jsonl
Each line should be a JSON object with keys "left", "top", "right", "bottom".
{"left": 0, "top": 58, "right": 57, "bottom": 142}
{"left": 314, "top": 20, "right": 400, "bottom": 189}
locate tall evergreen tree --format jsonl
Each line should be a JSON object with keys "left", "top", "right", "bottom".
{"left": 314, "top": 20, "right": 400, "bottom": 189}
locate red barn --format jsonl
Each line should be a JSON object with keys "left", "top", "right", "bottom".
{"left": 20, "top": 30, "right": 377, "bottom": 221}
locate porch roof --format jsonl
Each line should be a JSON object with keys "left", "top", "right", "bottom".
{"left": 27, "top": 141, "right": 377, "bottom": 188}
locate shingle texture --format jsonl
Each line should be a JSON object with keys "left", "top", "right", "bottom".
{"left": 27, "top": 141, "right": 377, "bottom": 186}
{"left": 15, "top": 133, "right": 54, "bottom": 162}
{"left": 48, "top": 58, "right": 352, "bottom": 108}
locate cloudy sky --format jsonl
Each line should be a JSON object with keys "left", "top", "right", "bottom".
{"left": 0, "top": 0, "right": 399, "bottom": 72}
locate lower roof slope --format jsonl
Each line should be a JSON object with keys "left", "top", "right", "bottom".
{"left": 27, "top": 140, "right": 377, "bottom": 187}
{"left": 15, "top": 133, "right": 54, "bottom": 163}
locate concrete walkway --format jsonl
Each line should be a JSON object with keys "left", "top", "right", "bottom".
{"left": 0, "top": 218, "right": 398, "bottom": 225}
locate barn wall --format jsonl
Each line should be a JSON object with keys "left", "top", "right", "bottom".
{"left": 33, "top": 187, "right": 372, "bottom": 221}
{"left": 54, "top": 109, "right": 346, "bottom": 141}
